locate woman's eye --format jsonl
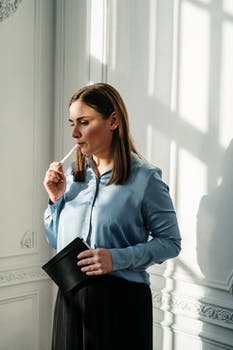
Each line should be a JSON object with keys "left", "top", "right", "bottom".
{"left": 79, "top": 120, "right": 89, "bottom": 126}
{"left": 68, "top": 119, "right": 89, "bottom": 127}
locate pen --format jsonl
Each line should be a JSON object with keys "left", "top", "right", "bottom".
{"left": 60, "top": 144, "right": 78, "bottom": 164}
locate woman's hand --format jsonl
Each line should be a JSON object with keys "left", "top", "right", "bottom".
{"left": 43, "top": 162, "right": 66, "bottom": 203}
{"left": 77, "top": 248, "right": 113, "bottom": 276}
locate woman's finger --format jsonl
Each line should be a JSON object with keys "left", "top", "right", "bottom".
{"left": 77, "top": 248, "right": 112, "bottom": 275}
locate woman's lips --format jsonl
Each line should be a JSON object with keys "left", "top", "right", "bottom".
{"left": 77, "top": 142, "right": 85, "bottom": 147}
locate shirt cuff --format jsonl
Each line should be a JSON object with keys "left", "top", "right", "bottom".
{"left": 47, "top": 196, "right": 64, "bottom": 214}
{"left": 110, "top": 247, "right": 133, "bottom": 271}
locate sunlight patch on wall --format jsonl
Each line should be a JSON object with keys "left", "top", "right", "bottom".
{"left": 89, "top": 0, "right": 107, "bottom": 82}
{"left": 195, "top": 0, "right": 211, "bottom": 4}
{"left": 177, "top": 148, "right": 207, "bottom": 269}
{"left": 146, "top": 124, "right": 171, "bottom": 184}
{"left": 178, "top": 1, "right": 210, "bottom": 133}
{"left": 146, "top": 123, "right": 153, "bottom": 162}
{"left": 146, "top": 124, "right": 178, "bottom": 200}
{"left": 171, "top": 0, "right": 179, "bottom": 112}
{"left": 219, "top": 20, "right": 233, "bottom": 149}
{"left": 147, "top": 0, "right": 157, "bottom": 96}
{"left": 223, "top": 0, "right": 233, "bottom": 16}
{"left": 169, "top": 140, "right": 177, "bottom": 202}
{"left": 90, "top": 0, "right": 105, "bottom": 62}
{"left": 109, "top": 0, "right": 117, "bottom": 71}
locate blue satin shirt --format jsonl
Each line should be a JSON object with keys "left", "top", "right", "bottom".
{"left": 44, "top": 153, "right": 181, "bottom": 285}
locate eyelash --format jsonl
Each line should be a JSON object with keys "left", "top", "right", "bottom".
{"left": 69, "top": 121, "right": 89, "bottom": 127}
{"left": 79, "top": 121, "right": 89, "bottom": 126}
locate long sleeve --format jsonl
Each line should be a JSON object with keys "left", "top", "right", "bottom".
{"left": 42, "top": 154, "right": 181, "bottom": 285}
{"left": 43, "top": 197, "right": 65, "bottom": 249}
{"left": 110, "top": 171, "right": 181, "bottom": 271}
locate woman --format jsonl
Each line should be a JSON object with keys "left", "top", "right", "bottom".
{"left": 43, "top": 82, "right": 181, "bottom": 350}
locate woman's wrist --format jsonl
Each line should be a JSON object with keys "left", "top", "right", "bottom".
{"left": 48, "top": 195, "right": 62, "bottom": 205}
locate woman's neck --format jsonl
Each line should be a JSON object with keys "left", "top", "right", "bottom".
{"left": 92, "top": 155, "right": 113, "bottom": 176}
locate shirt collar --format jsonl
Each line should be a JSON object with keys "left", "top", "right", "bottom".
{"left": 86, "top": 157, "right": 112, "bottom": 178}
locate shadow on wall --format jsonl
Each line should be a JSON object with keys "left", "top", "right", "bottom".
{"left": 87, "top": 0, "right": 233, "bottom": 348}
{"left": 196, "top": 139, "right": 233, "bottom": 292}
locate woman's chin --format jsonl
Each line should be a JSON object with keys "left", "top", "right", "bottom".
{"left": 80, "top": 148, "right": 91, "bottom": 157}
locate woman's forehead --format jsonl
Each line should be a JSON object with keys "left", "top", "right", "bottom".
{"left": 69, "top": 100, "right": 95, "bottom": 115}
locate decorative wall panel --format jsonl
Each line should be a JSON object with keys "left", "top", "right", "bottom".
{"left": 0, "top": 0, "right": 55, "bottom": 349}
{"left": 0, "top": 293, "right": 38, "bottom": 350}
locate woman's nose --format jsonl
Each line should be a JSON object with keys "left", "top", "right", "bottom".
{"left": 72, "top": 125, "right": 82, "bottom": 139}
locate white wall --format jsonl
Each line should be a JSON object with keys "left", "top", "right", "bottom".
{"left": 0, "top": 0, "right": 55, "bottom": 349}
{"left": 56, "top": 0, "right": 233, "bottom": 349}
{"left": 1, "top": 0, "right": 232, "bottom": 349}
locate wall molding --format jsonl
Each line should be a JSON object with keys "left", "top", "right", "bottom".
{"left": 0, "top": 290, "right": 39, "bottom": 304}
{"left": 150, "top": 260, "right": 233, "bottom": 294}
{"left": 20, "top": 230, "right": 35, "bottom": 249}
{"left": 152, "top": 289, "right": 233, "bottom": 329}
{"left": 32, "top": 0, "right": 40, "bottom": 253}
{"left": 0, "top": 266, "right": 47, "bottom": 287}
{"left": 0, "top": 231, "right": 37, "bottom": 258}
{"left": 54, "top": 0, "right": 65, "bottom": 160}
{"left": 0, "top": 291, "right": 39, "bottom": 350}
{"left": 227, "top": 269, "right": 233, "bottom": 294}
{"left": 0, "top": 0, "right": 22, "bottom": 22}
{"left": 154, "top": 323, "right": 233, "bottom": 350}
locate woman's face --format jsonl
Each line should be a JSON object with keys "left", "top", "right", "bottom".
{"left": 69, "top": 99, "right": 118, "bottom": 158}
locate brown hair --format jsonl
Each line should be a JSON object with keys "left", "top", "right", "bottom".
{"left": 69, "top": 83, "right": 139, "bottom": 185}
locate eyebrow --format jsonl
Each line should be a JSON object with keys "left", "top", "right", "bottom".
{"left": 68, "top": 116, "right": 87, "bottom": 122}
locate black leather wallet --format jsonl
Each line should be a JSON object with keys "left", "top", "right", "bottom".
{"left": 42, "top": 236, "right": 90, "bottom": 293}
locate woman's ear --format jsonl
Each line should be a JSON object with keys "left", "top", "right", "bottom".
{"left": 109, "top": 112, "right": 119, "bottom": 130}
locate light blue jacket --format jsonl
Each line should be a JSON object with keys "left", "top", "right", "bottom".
{"left": 44, "top": 153, "right": 181, "bottom": 285}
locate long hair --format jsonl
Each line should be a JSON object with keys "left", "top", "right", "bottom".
{"left": 69, "top": 83, "right": 139, "bottom": 185}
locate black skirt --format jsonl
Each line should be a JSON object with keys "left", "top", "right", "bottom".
{"left": 52, "top": 274, "right": 153, "bottom": 350}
